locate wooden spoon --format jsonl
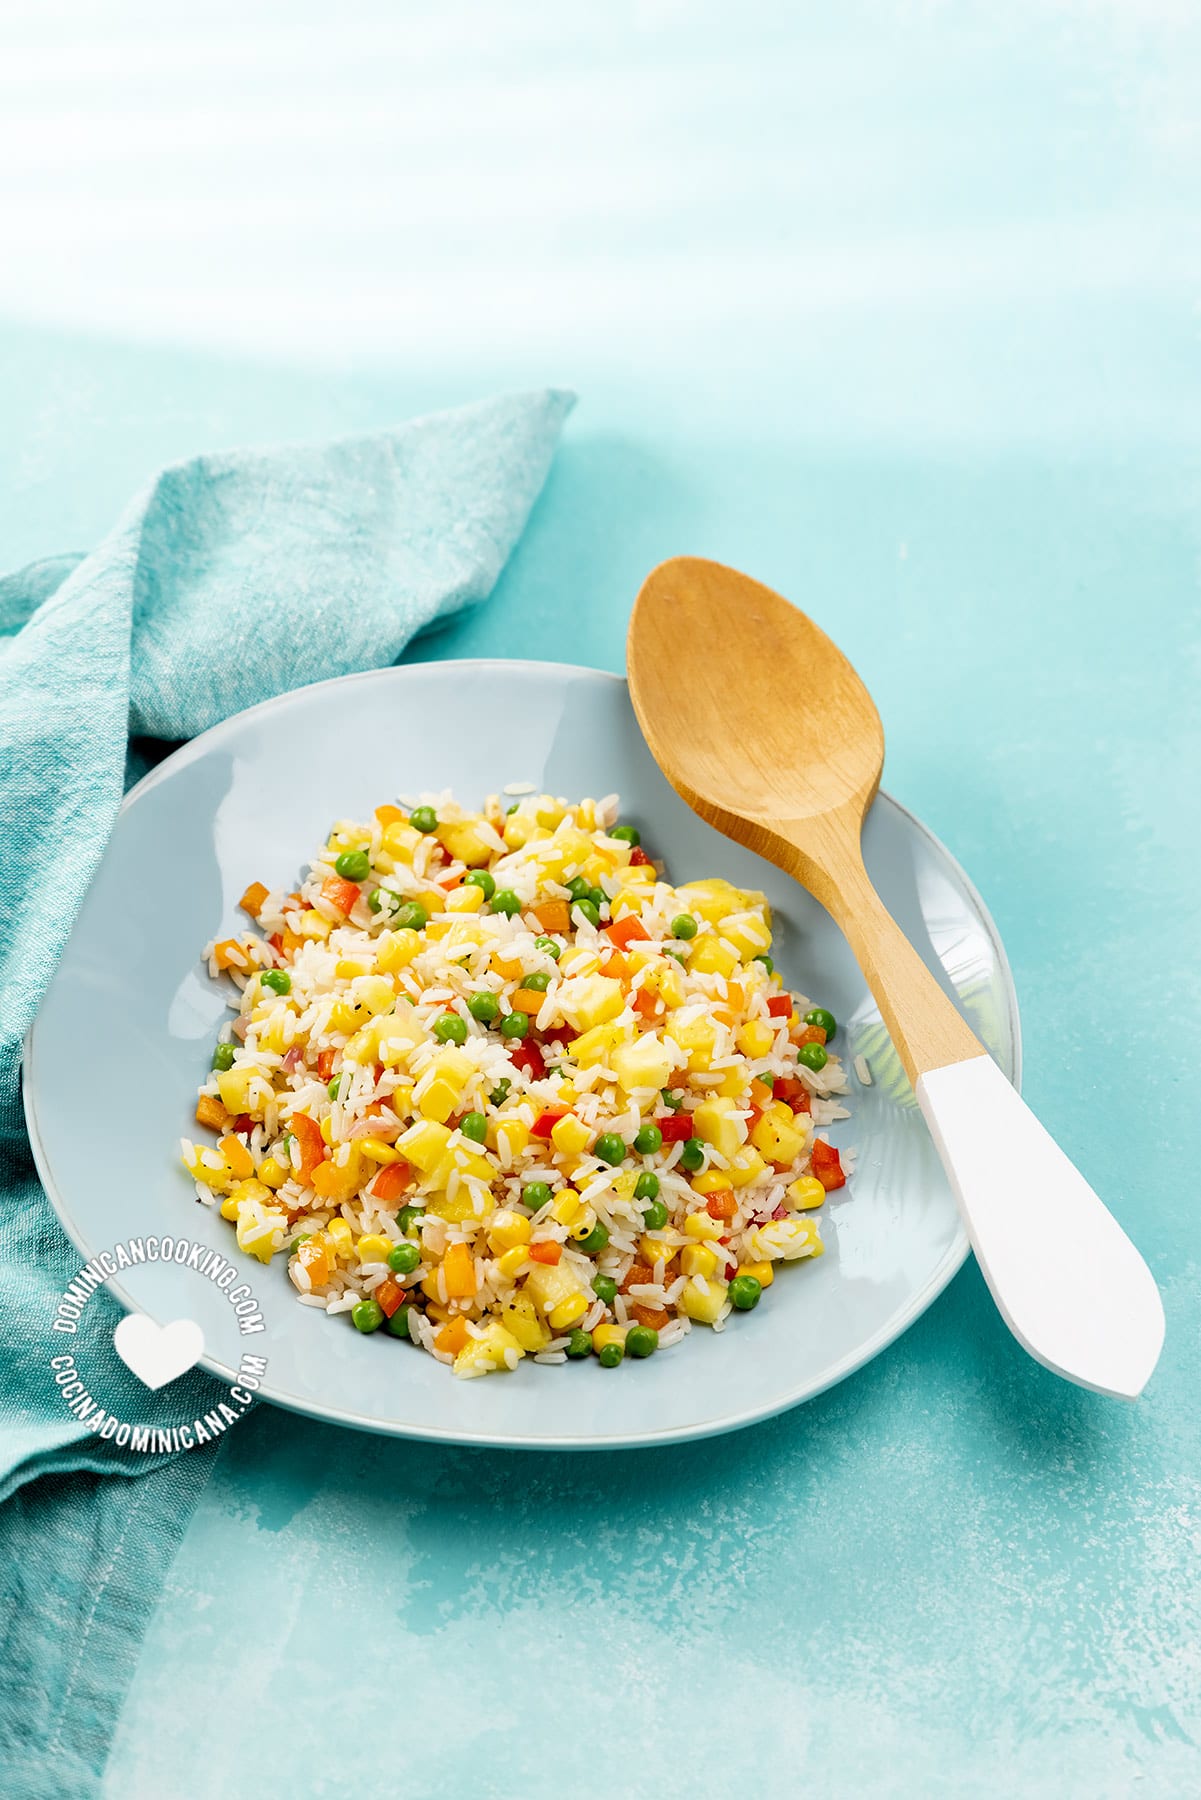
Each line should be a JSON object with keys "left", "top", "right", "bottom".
{"left": 627, "top": 556, "right": 1164, "bottom": 1399}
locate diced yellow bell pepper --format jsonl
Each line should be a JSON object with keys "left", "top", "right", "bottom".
{"left": 679, "top": 1274, "right": 729, "bottom": 1323}
{"left": 691, "top": 1096, "right": 746, "bottom": 1162}
{"left": 681, "top": 1243, "right": 718, "bottom": 1277}
{"left": 610, "top": 1035, "right": 673, "bottom": 1095}
{"left": 688, "top": 935, "right": 739, "bottom": 978}
{"left": 787, "top": 1175, "right": 827, "bottom": 1211}
{"left": 736, "top": 1019, "right": 775, "bottom": 1060}
{"left": 396, "top": 1118, "right": 453, "bottom": 1173}
{"left": 551, "top": 1114, "right": 593, "bottom": 1158}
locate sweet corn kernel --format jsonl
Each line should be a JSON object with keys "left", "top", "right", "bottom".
{"left": 335, "top": 958, "right": 370, "bottom": 980}
{"left": 320, "top": 1114, "right": 336, "bottom": 1146}
{"left": 446, "top": 883, "right": 486, "bottom": 913}
{"left": 551, "top": 1189, "right": 586, "bottom": 1228}
{"left": 360, "top": 1136, "right": 402, "bottom": 1163}
{"left": 681, "top": 1243, "right": 719, "bottom": 1277}
{"left": 327, "top": 1218, "right": 353, "bottom": 1257}
{"left": 683, "top": 1211, "right": 722, "bottom": 1240}
{"left": 569, "top": 1210, "right": 599, "bottom": 1242}
{"left": 219, "top": 1192, "right": 241, "bottom": 1221}
{"left": 495, "top": 1245, "right": 531, "bottom": 1281}
{"left": 548, "top": 1292, "right": 589, "bottom": 1331}
{"left": 487, "top": 1210, "right": 531, "bottom": 1253}
{"left": 787, "top": 1175, "right": 827, "bottom": 1211}
{"left": 494, "top": 1117, "right": 531, "bottom": 1160}
{"left": 592, "top": 1322, "right": 627, "bottom": 1353}
{"left": 736, "top": 1019, "right": 775, "bottom": 1059}
{"left": 551, "top": 1113, "right": 593, "bottom": 1158}
{"left": 357, "top": 1233, "right": 392, "bottom": 1264}
{"left": 739, "top": 1258, "right": 774, "bottom": 1289}
{"left": 257, "top": 1156, "right": 286, "bottom": 1189}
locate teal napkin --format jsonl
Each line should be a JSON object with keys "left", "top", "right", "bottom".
{"left": 0, "top": 389, "right": 572, "bottom": 1796}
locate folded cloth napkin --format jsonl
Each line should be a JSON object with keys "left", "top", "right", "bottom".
{"left": 0, "top": 388, "right": 572, "bottom": 1796}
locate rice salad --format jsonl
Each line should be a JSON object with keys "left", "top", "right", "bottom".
{"left": 181, "top": 790, "right": 851, "bottom": 1378}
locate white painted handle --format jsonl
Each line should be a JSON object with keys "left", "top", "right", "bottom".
{"left": 916, "top": 1056, "right": 1164, "bottom": 1399}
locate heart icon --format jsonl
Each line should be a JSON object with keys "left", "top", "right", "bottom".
{"left": 113, "top": 1315, "right": 205, "bottom": 1390}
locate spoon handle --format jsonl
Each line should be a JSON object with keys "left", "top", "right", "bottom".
{"left": 824, "top": 853, "right": 1164, "bottom": 1398}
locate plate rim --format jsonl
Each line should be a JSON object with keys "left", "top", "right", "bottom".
{"left": 24, "top": 659, "right": 1022, "bottom": 1451}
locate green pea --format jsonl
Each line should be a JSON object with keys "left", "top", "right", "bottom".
{"left": 634, "top": 1171, "right": 660, "bottom": 1202}
{"left": 287, "top": 1233, "right": 311, "bottom": 1255}
{"left": 410, "top": 806, "right": 438, "bottom": 834}
{"left": 593, "top": 1132, "right": 626, "bottom": 1167}
{"left": 394, "top": 901, "right": 427, "bottom": 932}
{"left": 492, "top": 888, "right": 521, "bottom": 917}
{"left": 576, "top": 1220, "right": 609, "bottom": 1253}
{"left": 670, "top": 914, "right": 698, "bottom": 940}
{"left": 626, "top": 1325, "right": 659, "bottom": 1358}
{"left": 660, "top": 1089, "right": 684, "bottom": 1111}
{"left": 757, "top": 1071, "right": 775, "bottom": 1091}
{"left": 633, "top": 1123, "right": 662, "bottom": 1156}
{"left": 368, "top": 887, "right": 400, "bottom": 915}
{"left": 261, "top": 968, "right": 291, "bottom": 995}
{"left": 505, "top": 802, "right": 520, "bottom": 816}
{"left": 534, "top": 935, "right": 561, "bottom": 960}
{"left": 522, "top": 970, "right": 551, "bottom": 992}
{"left": 464, "top": 869, "right": 496, "bottom": 900}
{"left": 592, "top": 1273, "right": 618, "bottom": 1304}
{"left": 598, "top": 1342, "right": 624, "bottom": 1368}
{"left": 211, "top": 1043, "right": 235, "bottom": 1072}
{"left": 663, "top": 947, "right": 684, "bottom": 963}
{"left": 386, "top": 1302, "right": 415, "bottom": 1339}
{"left": 433, "top": 1013, "right": 468, "bottom": 1045}
{"left": 805, "top": 1007, "right": 837, "bottom": 1040}
{"left": 500, "top": 1011, "right": 528, "bottom": 1040}
{"left": 489, "top": 1078, "right": 512, "bottom": 1107}
{"left": 351, "top": 1299, "right": 384, "bottom": 1333}
{"left": 334, "top": 849, "right": 370, "bottom": 881}
{"left": 279, "top": 1133, "right": 295, "bottom": 1157}
{"left": 797, "top": 1043, "right": 828, "bottom": 1073}
{"left": 566, "top": 1328, "right": 593, "bottom": 1359}
{"left": 327, "top": 1075, "right": 342, "bottom": 1099}
{"left": 587, "top": 886, "right": 606, "bottom": 910}
{"left": 754, "top": 954, "right": 774, "bottom": 975}
{"left": 524, "top": 1180, "right": 552, "bottom": 1212}
{"left": 679, "top": 1136, "right": 705, "bottom": 1172}
{"left": 574, "top": 898, "right": 601, "bottom": 929}
{"left": 387, "top": 1242, "right": 421, "bottom": 1275}
{"left": 468, "top": 991, "right": 500, "bottom": 1024}
{"left": 729, "top": 1274, "right": 763, "bottom": 1311}
{"left": 566, "top": 876, "right": 591, "bottom": 902}
{"left": 460, "top": 1111, "right": 488, "bottom": 1143}
{"left": 609, "top": 825, "right": 640, "bottom": 846}
{"left": 641, "top": 1198, "right": 669, "bottom": 1230}
{"left": 397, "top": 1204, "right": 425, "bottom": 1235}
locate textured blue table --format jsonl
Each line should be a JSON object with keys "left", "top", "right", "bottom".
{"left": 4, "top": 3, "right": 1200, "bottom": 1793}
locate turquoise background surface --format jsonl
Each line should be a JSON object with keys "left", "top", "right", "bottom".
{"left": 4, "top": 2, "right": 1199, "bottom": 1792}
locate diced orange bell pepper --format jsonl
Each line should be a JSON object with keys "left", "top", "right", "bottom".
{"left": 443, "top": 1241, "right": 477, "bottom": 1298}
{"left": 599, "top": 952, "right": 630, "bottom": 983}
{"left": 491, "top": 956, "right": 524, "bottom": 983}
{"left": 370, "top": 1159, "right": 413, "bottom": 1203}
{"left": 195, "top": 1093, "right": 231, "bottom": 1133}
{"left": 630, "top": 1302, "right": 671, "bottom": 1330}
{"left": 705, "top": 1189, "right": 738, "bottom": 1221}
{"left": 532, "top": 899, "right": 571, "bottom": 934}
{"left": 239, "top": 882, "right": 269, "bottom": 918}
{"left": 321, "top": 873, "right": 362, "bottom": 917}
{"left": 297, "top": 1239, "right": 331, "bottom": 1285}
{"left": 218, "top": 1133, "right": 255, "bottom": 1181}
{"left": 776, "top": 1076, "right": 811, "bottom": 1114}
{"left": 212, "top": 939, "right": 245, "bottom": 971}
{"left": 316, "top": 1048, "right": 336, "bottom": 1082}
{"left": 375, "top": 804, "right": 404, "bottom": 827}
{"left": 604, "top": 914, "right": 650, "bottom": 950}
{"left": 749, "top": 1077, "right": 774, "bottom": 1111}
{"left": 621, "top": 1261, "right": 654, "bottom": 1292}
{"left": 289, "top": 1113, "right": 325, "bottom": 1181}
{"left": 512, "top": 986, "right": 548, "bottom": 1016}
{"left": 797, "top": 1024, "right": 827, "bottom": 1048}
{"left": 435, "top": 1316, "right": 470, "bottom": 1356}
{"left": 632, "top": 987, "right": 659, "bottom": 1022}
{"left": 527, "top": 1240, "right": 562, "bottom": 1266}
{"left": 375, "top": 1276, "right": 405, "bottom": 1318}
{"left": 312, "top": 1158, "right": 363, "bottom": 1203}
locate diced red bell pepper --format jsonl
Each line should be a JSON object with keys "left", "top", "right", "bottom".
{"left": 267, "top": 932, "right": 284, "bottom": 956}
{"left": 766, "top": 995, "right": 792, "bottom": 1019}
{"left": 705, "top": 1189, "right": 737, "bottom": 1220}
{"left": 320, "top": 873, "right": 362, "bottom": 917}
{"left": 532, "top": 1106, "right": 569, "bottom": 1139}
{"left": 231, "top": 1113, "right": 255, "bottom": 1137}
{"left": 375, "top": 1277, "right": 405, "bottom": 1318}
{"left": 775, "top": 1076, "right": 811, "bottom": 1113}
{"left": 509, "top": 1039, "right": 545, "bottom": 1080}
{"left": 604, "top": 914, "right": 650, "bottom": 950}
{"left": 316, "top": 1048, "right": 336, "bottom": 1082}
{"left": 632, "top": 987, "right": 660, "bottom": 1022}
{"left": 657, "top": 1113, "right": 694, "bottom": 1142}
{"left": 628, "top": 846, "right": 652, "bottom": 867}
{"left": 810, "top": 1140, "right": 846, "bottom": 1191}
{"left": 289, "top": 1113, "right": 325, "bottom": 1180}
{"left": 771, "top": 1202, "right": 789, "bottom": 1220}
{"left": 796, "top": 1024, "right": 827, "bottom": 1048}
{"left": 370, "top": 1160, "right": 413, "bottom": 1204}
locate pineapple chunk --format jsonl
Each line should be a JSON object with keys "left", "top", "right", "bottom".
{"left": 747, "top": 1216, "right": 823, "bottom": 1262}
{"left": 610, "top": 1035, "right": 673, "bottom": 1095}
{"left": 691, "top": 1096, "right": 747, "bottom": 1162}
{"left": 437, "top": 818, "right": 493, "bottom": 867}
{"left": 395, "top": 1118, "right": 453, "bottom": 1173}
{"left": 751, "top": 1102, "right": 807, "bottom": 1167}
{"left": 454, "top": 1321, "right": 523, "bottom": 1379}
{"left": 418, "top": 1077, "right": 459, "bottom": 1124}
{"left": 673, "top": 878, "right": 747, "bottom": 925}
{"left": 499, "top": 1294, "right": 552, "bottom": 1352}
{"left": 524, "top": 1262, "right": 583, "bottom": 1315}
{"left": 215, "top": 1065, "right": 266, "bottom": 1117}
{"left": 375, "top": 930, "right": 423, "bottom": 975}
{"left": 235, "top": 1197, "right": 288, "bottom": 1264}
{"left": 568, "top": 1020, "right": 631, "bottom": 1066}
{"left": 558, "top": 975, "right": 625, "bottom": 1033}
{"left": 679, "top": 1275, "right": 730, "bottom": 1323}
{"left": 725, "top": 1146, "right": 768, "bottom": 1188}
{"left": 688, "top": 936, "right": 739, "bottom": 979}
{"left": 721, "top": 910, "right": 772, "bottom": 958}
{"left": 667, "top": 1011, "right": 718, "bottom": 1071}
{"left": 379, "top": 820, "right": 423, "bottom": 864}
{"left": 736, "top": 1019, "right": 775, "bottom": 1060}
